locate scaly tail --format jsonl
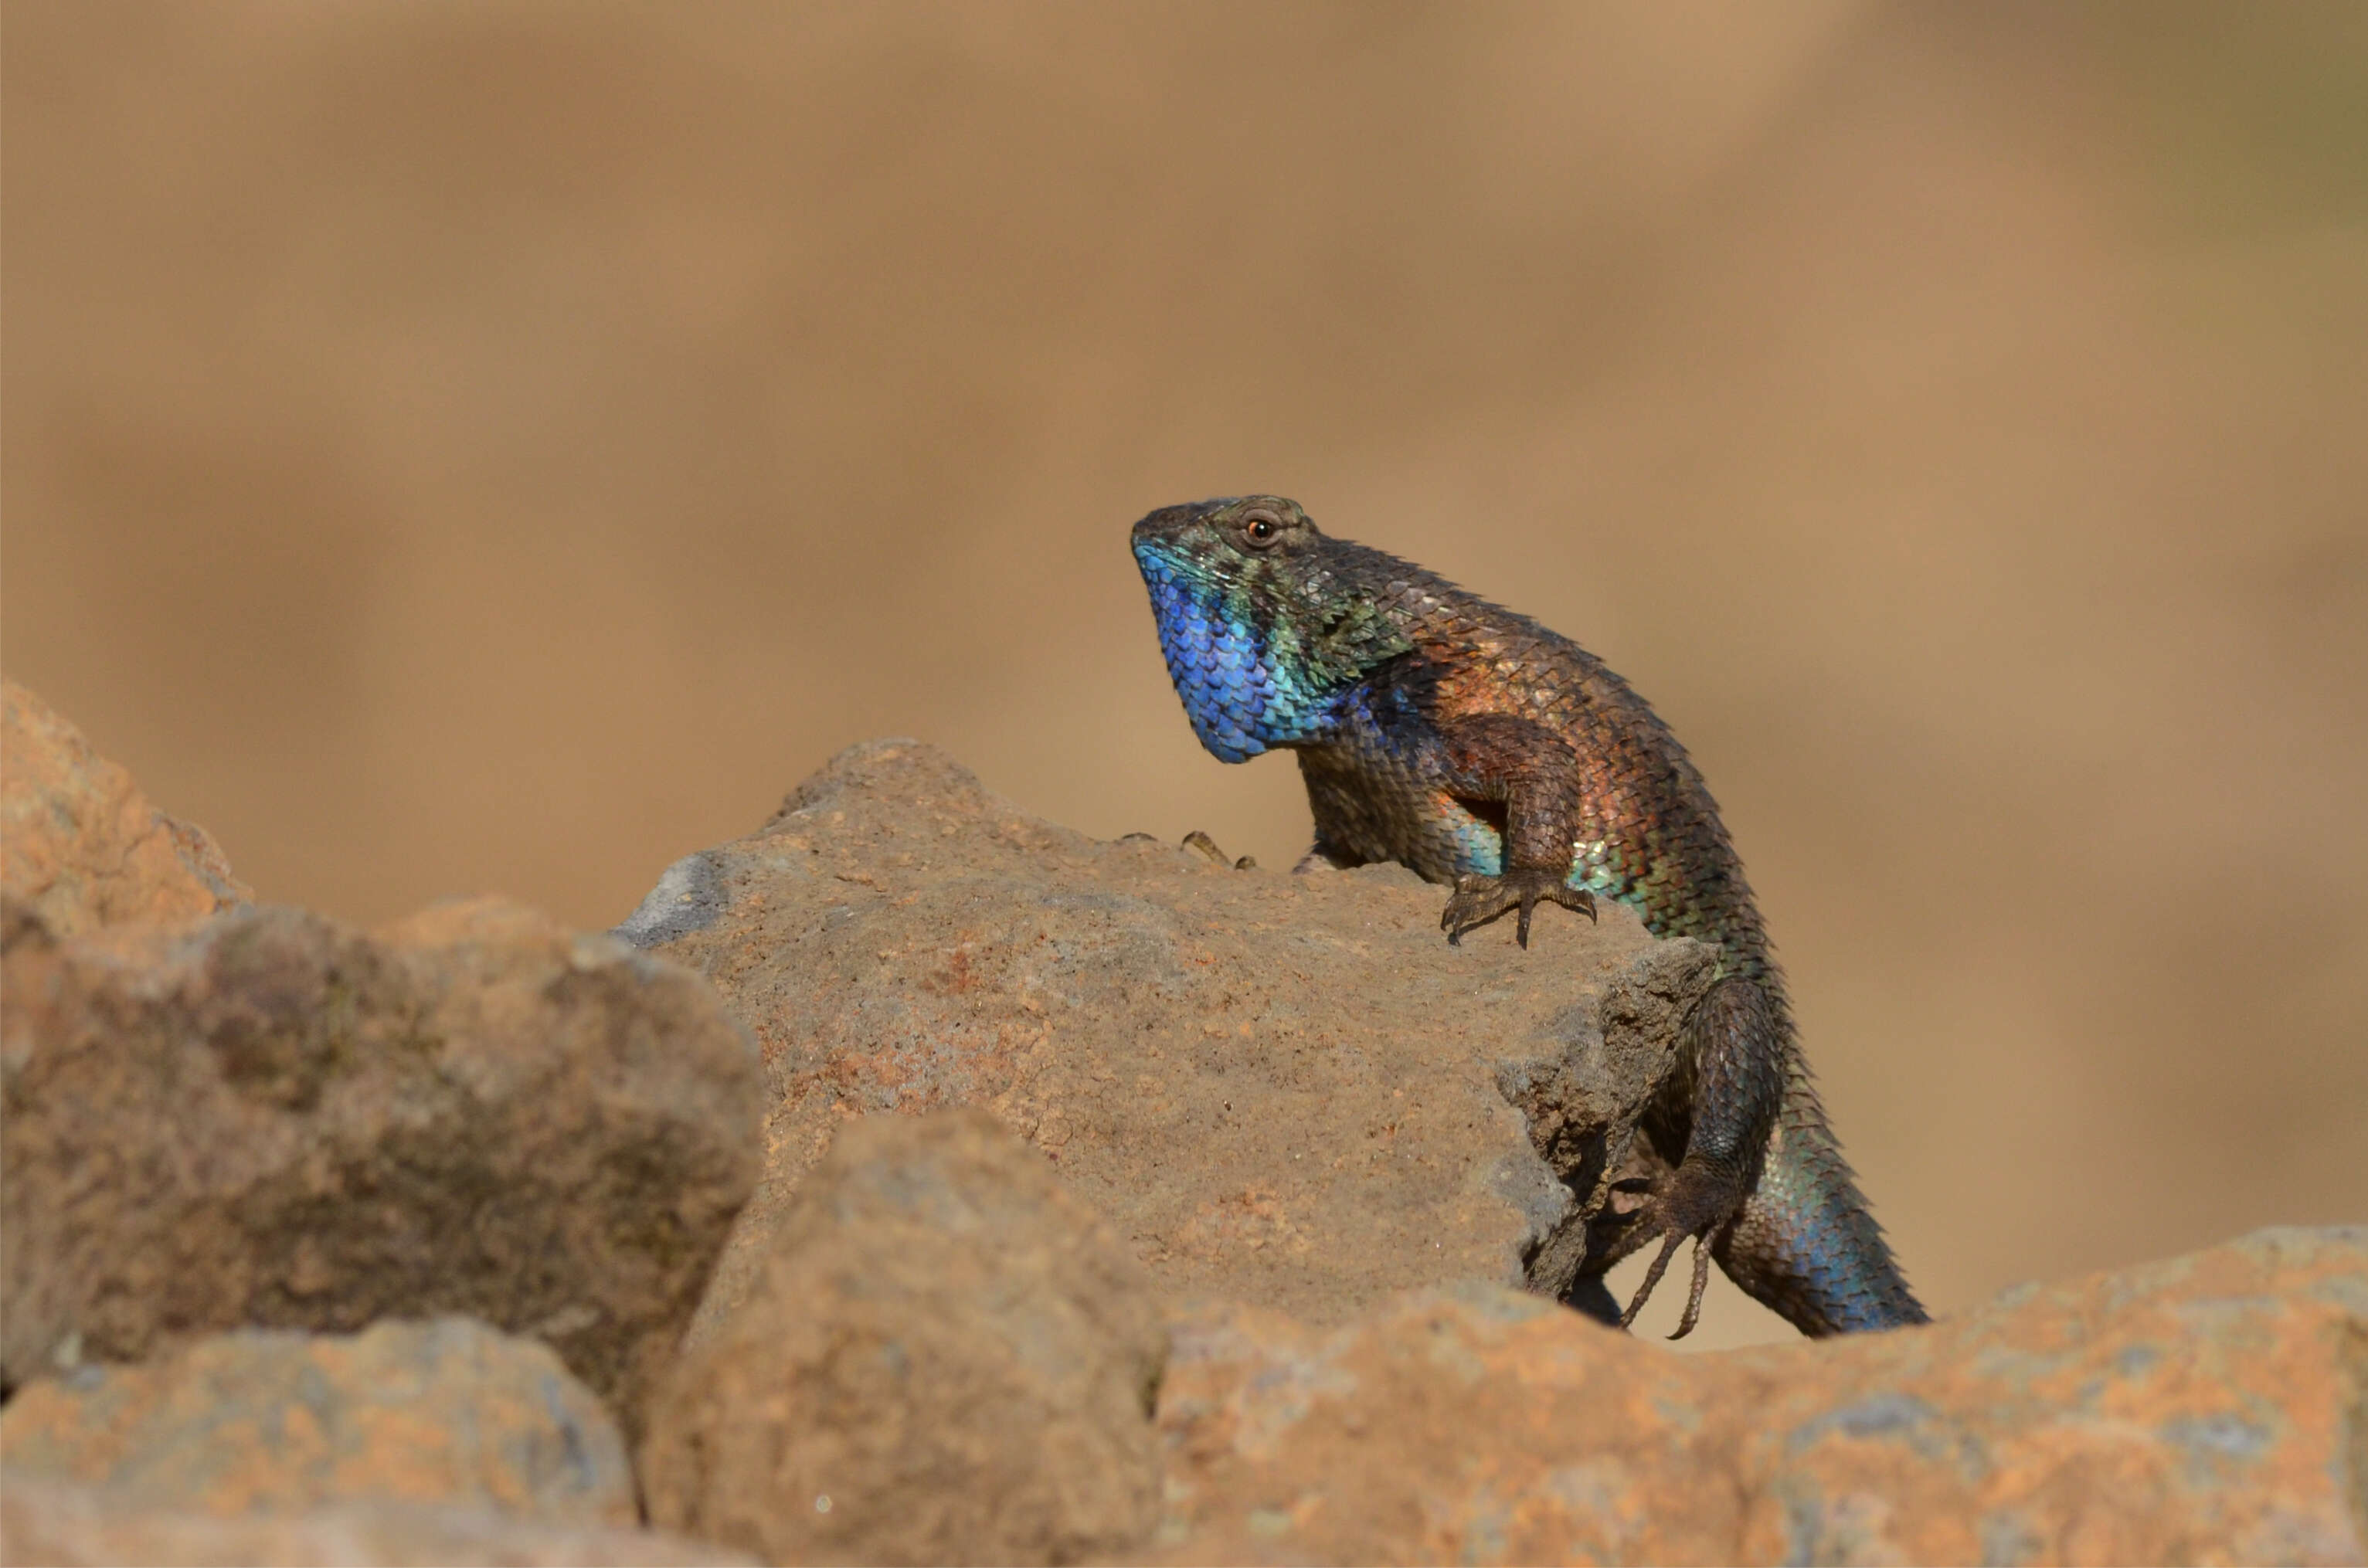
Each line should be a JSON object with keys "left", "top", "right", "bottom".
{"left": 1714, "top": 1060, "right": 1928, "bottom": 1335}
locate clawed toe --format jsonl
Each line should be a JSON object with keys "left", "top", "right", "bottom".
{"left": 1618, "top": 1226, "right": 1719, "bottom": 1340}
{"left": 1440, "top": 871, "right": 1597, "bottom": 947}
{"left": 1613, "top": 1162, "right": 1743, "bottom": 1340}
{"left": 1439, "top": 874, "right": 1497, "bottom": 946}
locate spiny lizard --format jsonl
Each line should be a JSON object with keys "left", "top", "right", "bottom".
{"left": 1130, "top": 494, "right": 1926, "bottom": 1337}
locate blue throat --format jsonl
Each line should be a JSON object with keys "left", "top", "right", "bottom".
{"left": 1135, "top": 543, "right": 1334, "bottom": 762}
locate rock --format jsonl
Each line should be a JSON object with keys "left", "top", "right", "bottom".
{"left": 0, "top": 1318, "right": 635, "bottom": 1525}
{"left": 1, "top": 1476, "right": 758, "bottom": 1567}
{"left": 1140, "top": 1227, "right": 2368, "bottom": 1565}
{"left": 617, "top": 740, "right": 1718, "bottom": 1339}
{"left": 0, "top": 897, "right": 762, "bottom": 1434}
{"left": 640, "top": 1108, "right": 1168, "bottom": 1566}
{"left": 0, "top": 678, "right": 249, "bottom": 934}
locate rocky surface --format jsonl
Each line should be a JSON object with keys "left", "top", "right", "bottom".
{"left": 1140, "top": 1226, "right": 2368, "bottom": 1566}
{"left": 5, "top": 701, "right": 2358, "bottom": 1568}
{"left": 641, "top": 1108, "right": 1168, "bottom": 1566}
{"left": 618, "top": 739, "right": 1719, "bottom": 1342}
{"left": 0, "top": 894, "right": 762, "bottom": 1434}
{"left": 0, "top": 677, "right": 249, "bottom": 935}
{"left": 0, "top": 1476, "right": 757, "bottom": 1567}
{"left": 0, "top": 1317, "right": 635, "bottom": 1525}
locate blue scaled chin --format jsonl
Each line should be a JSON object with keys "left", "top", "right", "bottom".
{"left": 1134, "top": 541, "right": 1325, "bottom": 763}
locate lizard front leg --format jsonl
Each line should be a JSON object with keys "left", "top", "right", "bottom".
{"left": 1429, "top": 713, "right": 1598, "bottom": 946}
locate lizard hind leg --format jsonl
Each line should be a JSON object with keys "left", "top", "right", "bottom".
{"left": 1611, "top": 974, "right": 1784, "bottom": 1339}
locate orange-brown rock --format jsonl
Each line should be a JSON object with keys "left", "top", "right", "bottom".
{"left": 0, "top": 897, "right": 761, "bottom": 1434}
{"left": 618, "top": 741, "right": 1719, "bottom": 1342}
{"left": 0, "top": 1475, "right": 757, "bottom": 1567}
{"left": 1142, "top": 1226, "right": 2368, "bottom": 1566}
{"left": 0, "top": 678, "right": 249, "bottom": 934}
{"left": 640, "top": 1108, "right": 1169, "bottom": 1566}
{"left": 0, "top": 1318, "right": 634, "bottom": 1525}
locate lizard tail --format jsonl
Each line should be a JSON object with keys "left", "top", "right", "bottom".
{"left": 1716, "top": 1059, "right": 1929, "bottom": 1336}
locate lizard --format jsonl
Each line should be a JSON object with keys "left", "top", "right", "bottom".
{"left": 1129, "top": 494, "right": 1928, "bottom": 1338}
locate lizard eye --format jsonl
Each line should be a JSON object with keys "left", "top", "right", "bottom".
{"left": 1239, "top": 510, "right": 1283, "bottom": 548}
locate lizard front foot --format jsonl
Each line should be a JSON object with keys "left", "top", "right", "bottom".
{"left": 1614, "top": 1159, "right": 1745, "bottom": 1339}
{"left": 1180, "top": 831, "right": 1257, "bottom": 871}
{"left": 1440, "top": 869, "right": 1596, "bottom": 947}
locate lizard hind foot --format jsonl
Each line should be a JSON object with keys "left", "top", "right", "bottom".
{"left": 1440, "top": 870, "right": 1597, "bottom": 947}
{"left": 1619, "top": 1228, "right": 1718, "bottom": 1340}
{"left": 1613, "top": 1159, "right": 1743, "bottom": 1339}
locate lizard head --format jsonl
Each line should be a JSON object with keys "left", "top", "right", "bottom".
{"left": 1130, "top": 496, "right": 1406, "bottom": 762}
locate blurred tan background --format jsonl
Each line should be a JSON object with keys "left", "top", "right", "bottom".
{"left": 5, "top": 2, "right": 2363, "bottom": 1347}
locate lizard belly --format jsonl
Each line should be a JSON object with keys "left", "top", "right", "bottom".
{"left": 1296, "top": 743, "right": 1492, "bottom": 882}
